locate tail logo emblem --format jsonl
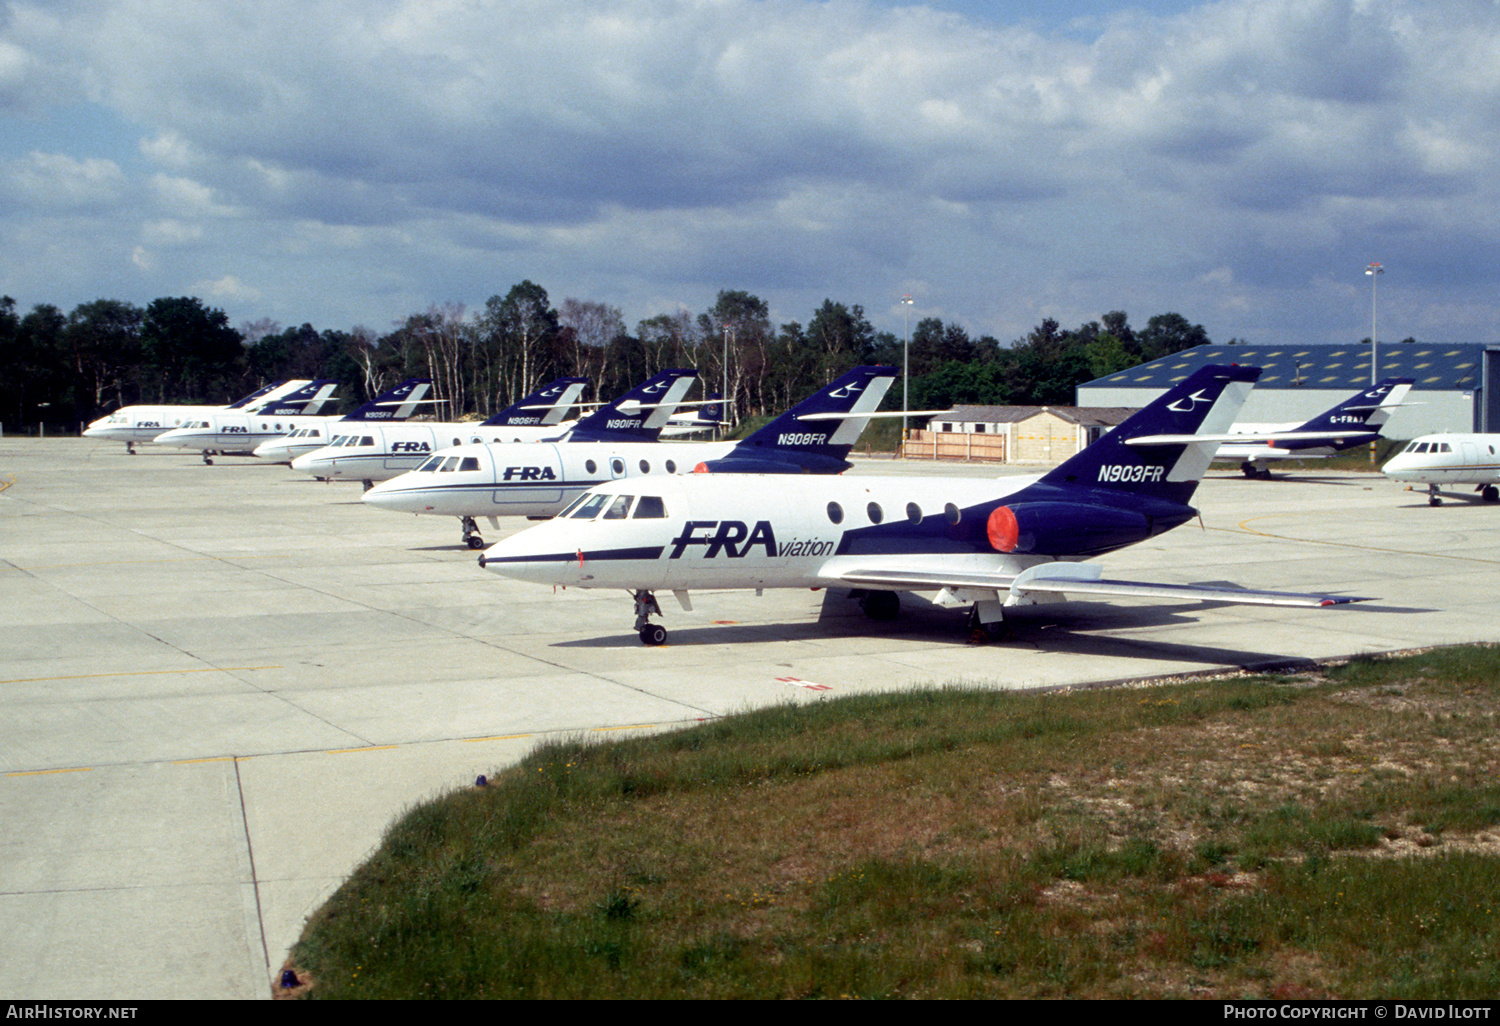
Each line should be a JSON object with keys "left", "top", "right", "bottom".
{"left": 1167, "top": 389, "right": 1212, "bottom": 413}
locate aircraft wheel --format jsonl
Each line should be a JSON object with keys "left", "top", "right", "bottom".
{"left": 204, "top": 457, "right": 213, "bottom": 466}
{"left": 1430, "top": 496, "right": 1443, "bottom": 507}
{"left": 466, "top": 536, "right": 485, "bottom": 550}
{"left": 639, "top": 624, "right": 668, "bottom": 646}
{"left": 1241, "top": 462, "right": 1256, "bottom": 478}
{"left": 1484, "top": 486, "right": 1498, "bottom": 503}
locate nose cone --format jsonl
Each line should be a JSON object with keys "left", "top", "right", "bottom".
{"left": 291, "top": 449, "right": 337, "bottom": 476}
{"left": 361, "top": 475, "right": 428, "bottom": 513}
{"left": 478, "top": 523, "right": 581, "bottom": 585}
{"left": 1381, "top": 454, "right": 1412, "bottom": 480}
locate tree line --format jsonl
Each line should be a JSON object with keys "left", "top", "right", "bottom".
{"left": 0, "top": 283, "right": 1219, "bottom": 433}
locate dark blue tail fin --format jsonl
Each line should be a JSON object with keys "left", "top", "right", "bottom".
{"left": 340, "top": 377, "right": 433, "bottom": 422}
{"left": 481, "top": 377, "right": 588, "bottom": 427}
{"left": 697, "top": 366, "right": 898, "bottom": 474}
{"left": 563, "top": 369, "right": 699, "bottom": 442}
{"left": 229, "top": 380, "right": 298, "bottom": 410}
{"left": 1294, "top": 377, "right": 1414, "bottom": 435}
{"left": 1029, "top": 364, "right": 1262, "bottom": 506}
{"left": 701, "top": 395, "right": 724, "bottom": 427}
{"left": 262, "top": 379, "right": 340, "bottom": 415}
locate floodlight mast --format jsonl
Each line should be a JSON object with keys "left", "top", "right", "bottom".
{"left": 901, "top": 294, "right": 914, "bottom": 454}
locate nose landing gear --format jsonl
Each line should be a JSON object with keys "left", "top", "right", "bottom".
{"left": 462, "top": 516, "right": 485, "bottom": 549}
{"left": 633, "top": 590, "right": 666, "bottom": 645}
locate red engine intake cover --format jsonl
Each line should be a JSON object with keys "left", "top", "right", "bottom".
{"left": 987, "top": 506, "right": 1019, "bottom": 553}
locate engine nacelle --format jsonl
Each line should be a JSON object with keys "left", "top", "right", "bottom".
{"left": 986, "top": 502, "right": 1153, "bottom": 557}
{"left": 694, "top": 458, "right": 821, "bottom": 474}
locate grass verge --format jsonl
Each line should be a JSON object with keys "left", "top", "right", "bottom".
{"left": 285, "top": 645, "right": 1500, "bottom": 998}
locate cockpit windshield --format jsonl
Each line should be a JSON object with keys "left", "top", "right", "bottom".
{"left": 561, "top": 493, "right": 668, "bottom": 520}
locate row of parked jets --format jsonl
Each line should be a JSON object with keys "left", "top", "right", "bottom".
{"left": 82, "top": 365, "right": 1492, "bottom": 645}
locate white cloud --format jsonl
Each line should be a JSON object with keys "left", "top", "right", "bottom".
{"left": 2, "top": 0, "right": 1500, "bottom": 345}
{"left": 0, "top": 150, "right": 124, "bottom": 210}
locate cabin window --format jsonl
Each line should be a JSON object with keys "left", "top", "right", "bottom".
{"left": 906, "top": 502, "right": 922, "bottom": 524}
{"left": 867, "top": 502, "right": 884, "bottom": 524}
{"left": 827, "top": 502, "right": 843, "bottom": 525}
{"left": 611, "top": 458, "right": 625, "bottom": 475}
{"left": 451, "top": 438, "right": 462, "bottom": 447}
{"left": 570, "top": 494, "right": 611, "bottom": 519}
{"left": 639, "top": 460, "right": 651, "bottom": 473}
{"left": 585, "top": 459, "right": 598, "bottom": 474}
{"left": 944, "top": 502, "right": 961, "bottom": 525}
{"left": 665, "top": 460, "right": 677, "bottom": 474}
{"left": 361, "top": 436, "right": 374, "bottom": 446}
{"left": 603, "top": 495, "right": 633, "bottom": 520}
{"left": 634, "top": 496, "right": 667, "bottom": 519}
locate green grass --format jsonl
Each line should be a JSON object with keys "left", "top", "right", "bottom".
{"left": 286, "top": 645, "right": 1500, "bottom": 999}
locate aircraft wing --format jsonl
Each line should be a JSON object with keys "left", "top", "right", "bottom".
{"left": 821, "top": 563, "right": 1366, "bottom": 608}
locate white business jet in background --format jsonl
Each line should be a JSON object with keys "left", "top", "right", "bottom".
{"left": 247, "top": 377, "right": 435, "bottom": 463}
{"left": 1211, "top": 378, "right": 1414, "bottom": 478}
{"left": 83, "top": 379, "right": 317, "bottom": 453}
{"left": 362, "top": 365, "right": 902, "bottom": 549}
{"left": 1382, "top": 435, "right": 1500, "bottom": 505}
{"left": 292, "top": 370, "right": 693, "bottom": 489}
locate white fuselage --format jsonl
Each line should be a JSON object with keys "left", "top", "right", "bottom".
{"left": 361, "top": 439, "right": 751, "bottom": 518}
{"left": 290, "top": 421, "right": 577, "bottom": 482}
{"left": 152, "top": 411, "right": 356, "bottom": 454}
{"left": 480, "top": 472, "right": 1046, "bottom": 592}
{"left": 83, "top": 405, "right": 234, "bottom": 445}
{"left": 252, "top": 426, "right": 342, "bottom": 462}
{"left": 1383, "top": 435, "right": 1500, "bottom": 486}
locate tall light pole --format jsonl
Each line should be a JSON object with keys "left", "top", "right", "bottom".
{"left": 901, "top": 294, "right": 913, "bottom": 455}
{"left": 1366, "top": 261, "right": 1383, "bottom": 386}
{"left": 1365, "top": 261, "right": 1384, "bottom": 466}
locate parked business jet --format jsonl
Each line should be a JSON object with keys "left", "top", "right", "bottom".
{"left": 266, "top": 375, "right": 586, "bottom": 472}
{"left": 478, "top": 365, "right": 1367, "bottom": 645}
{"left": 247, "top": 377, "right": 435, "bottom": 463}
{"left": 1381, "top": 435, "right": 1500, "bottom": 505}
{"left": 146, "top": 380, "right": 349, "bottom": 462}
{"left": 83, "top": 379, "right": 315, "bottom": 452}
{"left": 1210, "top": 378, "right": 1414, "bottom": 478}
{"left": 293, "top": 370, "right": 694, "bottom": 488}
{"left": 660, "top": 395, "right": 727, "bottom": 437}
{"left": 362, "top": 366, "right": 900, "bottom": 548}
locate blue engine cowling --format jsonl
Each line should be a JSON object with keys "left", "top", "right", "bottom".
{"left": 987, "top": 502, "right": 1154, "bottom": 557}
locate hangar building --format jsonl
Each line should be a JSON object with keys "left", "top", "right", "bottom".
{"left": 1075, "top": 343, "right": 1496, "bottom": 437}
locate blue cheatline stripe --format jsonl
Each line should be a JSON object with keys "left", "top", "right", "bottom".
{"left": 483, "top": 546, "right": 665, "bottom": 564}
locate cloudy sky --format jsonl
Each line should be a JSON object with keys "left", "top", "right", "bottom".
{"left": 2, "top": 0, "right": 1497, "bottom": 348}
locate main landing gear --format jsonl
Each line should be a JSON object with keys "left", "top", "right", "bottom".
{"left": 633, "top": 590, "right": 666, "bottom": 645}
{"left": 858, "top": 590, "right": 900, "bottom": 621}
{"left": 461, "top": 516, "right": 485, "bottom": 549}
{"left": 202, "top": 450, "right": 215, "bottom": 465}
{"left": 1241, "top": 461, "right": 1272, "bottom": 480}
{"left": 1425, "top": 483, "right": 1500, "bottom": 506}
{"left": 967, "top": 604, "right": 1007, "bottom": 642}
